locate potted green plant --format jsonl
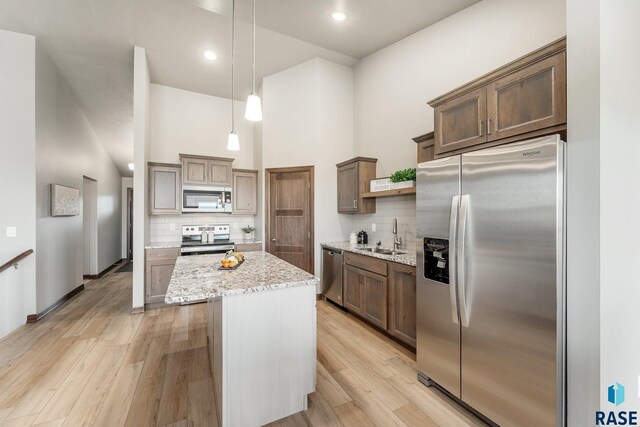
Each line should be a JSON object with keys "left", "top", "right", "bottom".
{"left": 241, "top": 225, "right": 256, "bottom": 243}
{"left": 390, "top": 168, "right": 416, "bottom": 189}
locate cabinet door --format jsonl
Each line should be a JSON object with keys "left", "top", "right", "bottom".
{"left": 434, "top": 87, "right": 487, "bottom": 156}
{"left": 149, "top": 164, "right": 181, "bottom": 215}
{"left": 145, "top": 259, "right": 176, "bottom": 304}
{"left": 344, "top": 265, "right": 364, "bottom": 315}
{"left": 388, "top": 263, "right": 416, "bottom": 347}
{"left": 183, "top": 158, "right": 208, "bottom": 185}
{"left": 208, "top": 160, "right": 233, "bottom": 186}
{"left": 487, "top": 52, "right": 566, "bottom": 141}
{"left": 417, "top": 140, "right": 435, "bottom": 164}
{"left": 337, "top": 163, "right": 359, "bottom": 213}
{"left": 233, "top": 170, "right": 258, "bottom": 215}
{"left": 363, "top": 271, "right": 388, "bottom": 329}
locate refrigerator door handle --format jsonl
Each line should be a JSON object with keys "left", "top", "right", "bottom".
{"left": 458, "top": 194, "right": 470, "bottom": 327}
{"left": 448, "top": 195, "right": 460, "bottom": 324}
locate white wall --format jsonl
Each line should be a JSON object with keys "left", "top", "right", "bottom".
{"left": 599, "top": 0, "right": 640, "bottom": 412}
{"left": 350, "top": 0, "right": 566, "bottom": 251}
{"left": 34, "top": 43, "right": 122, "bottom": 312}
{"left": 146, "top": 84, "right": 257, "bottom": 245}
{"left": 132, "top": 46, "right": 150, "bottom": 310}
{"left": 566, "top": 0, "right": 601, "bottom": 422}
{"left": 354, "top": 0, "right": 566, "bottom": 177}
{"left": 262, "top": 58, "right": 355, "bottom": 275}
{"left": 149, "top": 84, "right": 254, "bottom": 168}
{"left": 0, "top": 30, "right": 37, "bottom": 340}
{"left": 121, "top": 177, "right": 133, "bottom": 258}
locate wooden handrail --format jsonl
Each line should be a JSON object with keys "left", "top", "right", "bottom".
{"left": 0, "top": 249, "right": 34, "bottom": 274}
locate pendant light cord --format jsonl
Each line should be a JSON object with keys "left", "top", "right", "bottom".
{"left": 231, "top": 0, "right": 235, "bottom": 132}
{"left": 252, "top": 0, "right": 256, "bottom": 94}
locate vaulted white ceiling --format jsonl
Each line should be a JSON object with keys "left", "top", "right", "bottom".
{"left": 0, "top": 0, "right": 479, "bottom": 176}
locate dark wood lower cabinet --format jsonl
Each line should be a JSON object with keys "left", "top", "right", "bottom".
{"left": 344, "top": 264, "right": 365, "bottom": 315}
{"left": 388, "top": 263, "right": 417, "bottom": 348}
{"left": 362, "top": 270, "right": 388, "bottom": 330}
{"left": 145, "top": 248, "right": 180, "bottom": 306}
{"left": 343, "top": 255, "right": 415, "bottom": 347}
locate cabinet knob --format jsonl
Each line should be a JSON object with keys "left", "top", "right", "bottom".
{"left": 271, "top": 238, "right": 277, "bottom": 242}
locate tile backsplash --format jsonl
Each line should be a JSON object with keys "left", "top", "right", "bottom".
{"left": 349, "top": 195, "right": 416, "bottom": 250}
{"left": 149, "top": 214, "right": 257, "bottom": 244}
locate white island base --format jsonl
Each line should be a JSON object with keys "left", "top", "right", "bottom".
{"left": 208, "top": 284, "right": 317, "bottom": 426}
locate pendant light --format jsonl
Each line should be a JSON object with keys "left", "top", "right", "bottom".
{"left": 227, "top": 0, "right": 240, "bottom": 151}
{"left": 244, "top": 0, "right": 262, "bottom": 121}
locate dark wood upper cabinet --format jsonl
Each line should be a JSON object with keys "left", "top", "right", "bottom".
{"left": 434, "top": 87, "right": 487, "bottom": 156}
{"left": 429, "top": 37, "right": 566, "bottom": 157}
{"left": 182, "top": 157, "right": 208, "bottom": 185}
{"left": 336, "top": 157, "right": 376, "bottom": 214}
{"left": 388, "top": 263, "right": 416, "bottom": 348}
{"left": 413, "top": 132, "right": 435, "bottom": 164}
{"left": 180, "top": 154, "right": 234, "bottom": 187}
{"left": 486, "top": 51, "right": 566, "bottom": 141}
{"left": 232, "top": 169, "right": 258, "bottom": 215}
{"left": 148, "top": 162, "right": 181, "bottom": 215}
{"left": 209, "top": 159, "right": 233, "bottom": 187}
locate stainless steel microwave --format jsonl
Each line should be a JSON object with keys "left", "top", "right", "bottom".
{"left": 182, "top": 186, "right": 232, "bottom": 213}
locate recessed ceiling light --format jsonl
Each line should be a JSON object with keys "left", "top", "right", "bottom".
{"left": 331, "top": 11, "right": 348, "bottom": 22}
{"left": 203, "top": 50, "right": 218, "bottom": 61}
{"left": 128, "top": 163, "right": 134, "bottom": 171}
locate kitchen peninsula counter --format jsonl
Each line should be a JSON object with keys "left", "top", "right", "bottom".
{"left": 165, "top": 251, "right": 318, "bottom": 427}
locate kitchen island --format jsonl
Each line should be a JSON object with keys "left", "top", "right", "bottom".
{"left": 165, "top": 251, "right": 318, "bottom": 427}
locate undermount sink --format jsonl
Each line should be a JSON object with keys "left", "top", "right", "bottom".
{"left": 359, "top": 247, "right": 405, "bottom": 256}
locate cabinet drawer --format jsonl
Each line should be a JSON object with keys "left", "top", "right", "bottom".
{"left": 344, "top": 252, "right": 387, "bottom": 276}
{"left": 146, "top": 248, "right": 180, "bottom": 261}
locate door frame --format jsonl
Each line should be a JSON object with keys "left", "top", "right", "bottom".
{"left": 265, "top": 166, "right": 315, "bottom": 274}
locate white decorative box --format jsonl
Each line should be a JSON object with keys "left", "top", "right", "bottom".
{"left": 370, "top": 177, "right": 393, "bottom": 192}
{"left": 390, "top": 180, "right": 416, "bottom": 190}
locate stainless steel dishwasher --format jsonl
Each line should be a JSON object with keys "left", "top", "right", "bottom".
{"left": 321, "top": 247, "right": 343, "bottom": 306}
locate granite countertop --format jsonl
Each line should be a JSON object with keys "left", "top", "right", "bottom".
{"left": 321, "top": 242, "right": 416, "bottom": 267}
{"left": 145, "top": 242, "right": 182, "bottom": 250}
{"left": 165, "top": 251, "right": 319, "bottom": 304}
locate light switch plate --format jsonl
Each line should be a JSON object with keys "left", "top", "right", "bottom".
{"left": 169, "top": 223, "right": 176, "bottom": 231}
{"left": 371, "top": 223, "right": 376, "bottom": 232}
{"left": 6, "top": 226, "right": 16, "bottom": 237}
{"left": 233, "top": 223, "right": 239, "bottom": 229}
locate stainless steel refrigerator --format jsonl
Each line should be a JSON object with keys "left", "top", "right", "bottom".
{"left": 416, "top": 135, "right": 565, "bottom": 427}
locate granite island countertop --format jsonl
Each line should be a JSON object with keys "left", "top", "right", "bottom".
{"left": 145, "top": 242, "right": 182, "bottom": 250}
{"left": 321, "top": 242, "right": 416, "bottom": 267}
{"left": 165, "top": 251, "right": 319, "bottom": 304}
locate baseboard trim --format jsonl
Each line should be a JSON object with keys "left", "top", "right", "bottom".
{"left": 26, "top": 284, "right": 85, "bottom": 323}
{"left": 83, "top": 258, "right": 127, "bottom": 280}
{"left": 131, "top": 306, "right": 145, "bottom": 315}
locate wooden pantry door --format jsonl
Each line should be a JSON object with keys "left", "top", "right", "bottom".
{"left": 266, "top": 166, "right": 314, "bottom": 274}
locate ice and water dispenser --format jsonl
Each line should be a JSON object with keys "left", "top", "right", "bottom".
{"left": 423, "top": 238, "right": 450, "bottom": 284}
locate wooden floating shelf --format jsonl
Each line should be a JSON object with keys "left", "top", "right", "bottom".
{"left": 362, "top": 187, "right": 416, "bottom": 198}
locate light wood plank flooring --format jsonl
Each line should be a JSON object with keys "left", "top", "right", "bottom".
{"left": 0, "top": 268, "right": 484, "bottom": 427}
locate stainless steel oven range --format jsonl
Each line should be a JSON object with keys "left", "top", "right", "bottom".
{"left": 180, "top": 224, "right": 234, "bottom": 256}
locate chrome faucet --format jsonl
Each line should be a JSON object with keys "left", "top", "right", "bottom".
{"left": 393, "top": 218, "right": 403, "bottom": 252}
